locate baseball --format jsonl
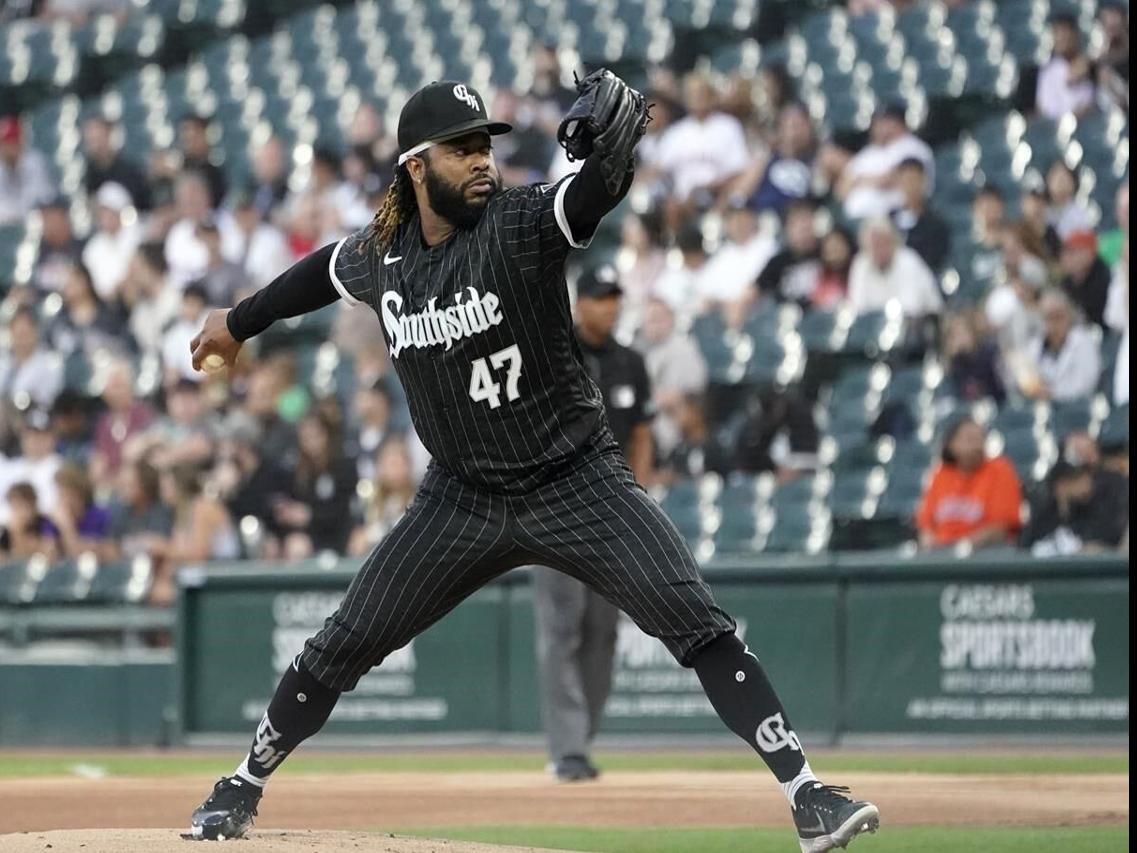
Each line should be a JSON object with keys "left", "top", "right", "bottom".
{"left": 202, "top": 354, "right": 227, "bottom": 373}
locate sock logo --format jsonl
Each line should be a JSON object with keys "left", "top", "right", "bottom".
{"left": 755, "top": 712, "right": 802, "bottom": 754}
{"left": 251, "top": 714, "right": 288, "bottom": 770}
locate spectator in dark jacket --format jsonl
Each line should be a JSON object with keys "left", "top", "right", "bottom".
{"left": 1059, "top": 229, "right": 1112, "bottom": 329}
{"left": 942, "top": 310, "right": 1005, "bottom": 403}
{"left": 891, "top": 157, "right": 950, "bottom": 271}
{"left": 1022, "top": 460, "right": 1129, "bottom": 555}
{"left": 756, "top": 200, "right": 822, "bottom": 306}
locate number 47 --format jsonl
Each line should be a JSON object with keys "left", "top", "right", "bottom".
{"left": 469, "top": 344, "right": 522, "bottom": 409}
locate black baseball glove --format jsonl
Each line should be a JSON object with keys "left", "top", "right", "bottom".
{"left": 556, "top": 68, "right": 651, "bottom": 194}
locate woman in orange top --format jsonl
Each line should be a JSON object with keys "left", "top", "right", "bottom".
{"left": 916, "top": 417, "right": 1024, "bottom": 549}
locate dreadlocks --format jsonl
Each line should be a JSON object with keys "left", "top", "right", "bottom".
{"left": 361, "top": 164, "right": 417, "bottom": 255}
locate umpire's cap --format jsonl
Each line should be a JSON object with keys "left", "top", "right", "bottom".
{"left": 576, "top": 265, "right": 623, "bottom": 299}
{"left": 397, "top": 81, "right": 512, "bottom": 166}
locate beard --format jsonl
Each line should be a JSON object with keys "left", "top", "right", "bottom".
{"left": 423, "top": 165, "right": 500, "bottom": 230}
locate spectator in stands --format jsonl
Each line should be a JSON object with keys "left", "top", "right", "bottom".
{"left": 733, "top": 388, "right": 820, "bottom": 478}
{"left": 756, "top": 200, "right": 823, "bottom": 307}
{"left": 1023, "top": 441, "right": 1129, "bottom": 555}
{"left": 90, "top": 358, "right": 153, "bottom": 484}
{"left": 614, "top": 209, "right": 668, "bottom": 330}
{"left": 347, "top": 382, "right": 397, "bottom": 483}
{"left": 249, "top": 135, "right": 290, "bottom": 221}
{"left": 836, "top": 102, "right": 933, "bottom": 221}
{"left": 1045, "top": 161, "right": 1093, "bottom": 240}
{"left": 50, "top": 463, "right": 111, "bottom": 558}
{"left": 0, "top": 114, "right": 54, "bottom": 226}
{"left": 82, "top": 115, "right": 150, "bottom": 210}
{"left": 0, "top": 307, "right": 64, "bottom": 410}
{"left": 971, "top": 185, "right": 1007, "bottom": 275}
{"left": 942, "top": 310, "right": 1005, "bottom": 404}
{"left": 162, "top": 283, "right": 211, "bottom": 383}
{"left": 652, "top": 223, "right": 711, "bottom": 321}
{"left": 0, "top": 482, "right": 58, "bottom": 560}
{"left": 524, "top": 42, "right": 578, "bottom": 136}
{"left": 1098, "top": 183, "right": 1127, "bottom": 268}
{"left": 1020, "top": 186, "right": 1062, "bottom": 260}
{"left": 146, "top": 463, "right": 237, "bottom": 605}
{"left": 847, "top": 217, "right": 942, "bottom": 318}
{"left": 656, "top": 392, "right": 733, "bottom": 482}
{"left": 1021, "top": 289, "right": 1102, "bottom": 402}
{"left": 490, "top": 89, "right": 554, "bottom": 188}
{"left": 51, "top": 390, "right": 94, "bottom": 467}
{"left": 729, "top": 101, "right": 817, "bottom": 216}
{"left": 344, "top": 101, "right": 399, "bottom": 183}
{"left": 212, "top": 427, "right": 291, "bottom": 558}
{"left": 1103, "top": 237, "right": 1128, "bottom": 406}
{"left": 349, "top": 437, "right": 417, "bottom": 556}
{"left": 986, "top": 252, "right": 1047, "bottom": 368}
{"left": 698, "top": 202, "right": 776, "bottom": 325}
{"left": 103, "top": 458, "right": 172, "bottom": 563}
{"left": 283, "top": 193, "right": 326, "bottom": 263}
{"left": 1094, "top": 1, "right": 1129, "bottom": 112}
{"left": 165, "top": 171, "right": 231, "bottom": 287}
{"left": 193, "top": 217, "right": 244, "bottom": 309}
{"left": 46, "top": 262, "right": 127, "bottom": 358}
{"left": 178, "top": 113, "right": 226, "bottom": 208}
{"left": 654, "top": 72, "right": 750, "bottom": 206}
{"left": 275, "top": 410, "right": 356, "bottom": 558}
{"left": 135, "top": 378, "right": 218, "bottom": 470}
{"left": 1058, "top": 229, "right": 1111, "bottom": 328}
{"left": 636, "top": 297, "right": 708, "bottom": 456}
{"left": 227, "top": 186, "right": 292, "bottom": 290}
{"left": 230, "top": 363, "right": 299, "bottom": 468}
{"left": 1036, "top": 11, "right": 1096, "bottom": 119}
{"left": 82, "top": 181, "right": 143, "bottom": 302}
{"left": 0, "top": 408, "right": 62, "bottom": 522}
{"left": 121, "top": 241, "right": 179, "bottom": 355}
{"left": 753, "top": 64, "right": 797, "bottom": 144}
{"left": 891, "top": 157, "right": 950, "bottom": 271}
{"left": 916, "top": 416, "right": 1023, "bottom": 550}
{"left": 31, "top": 195, "right": 83, "bottom": 295}
{"left": 308, "top": 146, "right": 370, "bottom": 233}
{"left": 814, "top": 226, "right": 854, "bottom": 310}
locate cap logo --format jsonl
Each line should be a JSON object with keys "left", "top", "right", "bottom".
{"left": 453, "top": 84, "right": 479, "bottom": 112}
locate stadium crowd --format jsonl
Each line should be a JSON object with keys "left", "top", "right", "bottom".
{"left": 0, "top": 1, "right": 1130, "bottom": 605}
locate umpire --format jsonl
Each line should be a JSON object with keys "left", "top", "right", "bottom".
{"left": 533, "top": 264, "right": 653, "bottom": 782}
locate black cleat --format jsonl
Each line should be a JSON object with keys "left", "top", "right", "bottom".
{"left": 793, "top": 781, "right": 880, "bottom": 852}
{"left": 551, "top": 754, "right": 601, "bottom": 783}
{"left": 189, "top": 776, "right": 262, "bottom": 840}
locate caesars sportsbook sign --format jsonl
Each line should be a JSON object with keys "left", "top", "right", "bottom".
{"left": 844, "top": 580, "right": 1129, "bottom": 733}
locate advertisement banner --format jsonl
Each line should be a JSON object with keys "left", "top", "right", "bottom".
{"left": 844, "top": 578, "right": 1130, "bottom": 733}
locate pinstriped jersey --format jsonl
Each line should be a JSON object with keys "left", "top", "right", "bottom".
{"left": 329, "top": 173, "right": 614, "bottom": 493}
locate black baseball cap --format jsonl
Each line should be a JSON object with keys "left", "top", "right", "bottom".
{"left": 396, "top": 81, "right": 512, "bottom": 165}
{"left": 576, "top": 265, "right": 623, "bottom": 299}
{"left": 873, "top": 100, "right": 907, "bottom": 123}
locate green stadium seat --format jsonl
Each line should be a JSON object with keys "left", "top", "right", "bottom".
{"left": 32, "top": 557, "right": 98, "bottom": 604}
{"left": 87, "top": 557, "right": 153, "bottom": 604}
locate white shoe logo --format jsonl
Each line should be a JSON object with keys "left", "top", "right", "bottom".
{"left": 384, "top": 252, "right": 403, "bottom": 266}
{"left": 755, "top": 712, "right": 802, "bottom": 753}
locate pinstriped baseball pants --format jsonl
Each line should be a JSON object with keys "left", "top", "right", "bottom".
{"left": 300, "top": 444, "right": 735, "bottom": 692}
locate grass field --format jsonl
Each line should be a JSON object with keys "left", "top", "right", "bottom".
{"left": 403, "top": 826, "right": 1129, "bottom": 853}
{"left": 0, "top": 749, "right": 1126, "bottom": 778}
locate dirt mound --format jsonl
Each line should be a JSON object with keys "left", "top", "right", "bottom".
{"left": 0, "top": 829, "right": 589, "bottom": 853}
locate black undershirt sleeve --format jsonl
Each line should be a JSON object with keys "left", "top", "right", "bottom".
{"left": 225, "top": 242, "right": 340, "bottom": 342}
{"left": 561, "top": 154, "right": 634, "bottom": 243}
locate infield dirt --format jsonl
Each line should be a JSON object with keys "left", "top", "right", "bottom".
{"left": 0, "top": 770, "right": 1127, "bottom": 852}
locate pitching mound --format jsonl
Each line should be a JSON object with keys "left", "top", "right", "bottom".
{"left": 0, "top": 829, "right": 588, "bottom": 853}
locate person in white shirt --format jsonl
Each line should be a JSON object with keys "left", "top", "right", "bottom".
{"left": 837, "top": 102, "right": 934, "bottom": 221}
{"left": 164, "top": 171, "right": 239, "bottom": 288}
{"left": 162, "top": 283, "right": 211, "bottom": 384}
{"left": 1023, "top": 289, "right": 1102, "bottom": 402}
{"left": 224, "top": 187, "right": 293, "bottom": 290}
{"left": 0, "top": 307, "right": 63, "bottom": 411}
{"left": 122, "top": 242, "right": 181, "bottom": 356}
{"left": 81, "top": 182, "right": 143, "bottom": 302}
{"left": 0, "top": 409, "right": 62, "bottom": 526}
{"left": 635, "top": 297, "right": 708, "bottom": 456}
{"left": 985, "top": 253, "right": 1048, "bottom": 363}
{"left": 1044, "top": 160, "right": 1093, "bottom": 240}
{"left": 697, "top": 203, "right": 777, "bottom": 321}
{"left": 0, "top": 115, "right": 55, "bottom": 226}
{"left": 654, "top": 73, "right": 750, "bottom": 203}
{"left": 847, "top": 217, "right": 943, "bottom": 318}
{"left": 1035, "top": 12, "right": 1096, "bottom": 119}
{"left": 653, "top": 223, "right": 713, "bottom": 324}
